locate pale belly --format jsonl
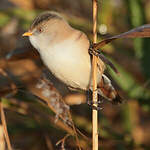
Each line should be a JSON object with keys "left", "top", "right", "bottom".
{"left": 40, "top": 45, "right": 92, "bottom": 90}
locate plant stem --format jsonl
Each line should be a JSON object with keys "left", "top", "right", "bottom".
{"left": 92, "top": 0, "right": 99, "bottom": 150}
{"left": 0, "top": 101, "right": 13, "bottom": 150}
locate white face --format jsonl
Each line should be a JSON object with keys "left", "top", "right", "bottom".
{"left": 29, "top": 30, "right": 48, "bottom": 52}
{"left": 28, "top": 18, "right": 66, "bottom": 53}
{"left": 29, "top": 34, "right": 47, "bottom": 52}
{"left": 29, "top": 26, "right": 54, "bottom": 53}
{"left": 29, "top": 34, "right": 40, "bottom": 51}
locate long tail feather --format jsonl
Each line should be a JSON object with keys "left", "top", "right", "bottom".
{"left": 97, "top": 74, "right": 123, "bottom": 104}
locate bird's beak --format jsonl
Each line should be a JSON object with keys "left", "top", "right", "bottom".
{"left": 22, "top": 31, "right": 33, "bottom": 37}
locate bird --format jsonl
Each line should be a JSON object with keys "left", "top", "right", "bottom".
{"left": 22, "top": 11, "right": 122, "bottom": 104}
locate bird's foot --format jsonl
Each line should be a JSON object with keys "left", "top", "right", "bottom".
{"left": 88, "top": 45, "right": 101, "bottom": 57}
{"left": 87, "top": 100, "right": 103, "bottom": 110}
{"left": 88, "top": 45, "right": 119, "bottom": 74}
{"left": 86, "top": 90, "right": 103, "bottom": 110}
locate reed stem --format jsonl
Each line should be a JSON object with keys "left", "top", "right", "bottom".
{"left": 92, "top": 0, "right": 99, "bottom": 150}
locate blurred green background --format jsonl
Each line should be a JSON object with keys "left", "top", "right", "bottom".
{"left": 0, "top": 0, "right": 150, "bottom": 150}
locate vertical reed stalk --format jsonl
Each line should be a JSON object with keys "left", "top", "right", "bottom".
{"left": 92, "top": 0, "right": 99, "bottom": 150}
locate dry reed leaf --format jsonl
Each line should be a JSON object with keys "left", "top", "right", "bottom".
{"left": 94, "top": 24, "right": 150, "bottom": 49}
{"left": 27, "top": 79, "right": 76, "bottom": 134}
{"left": 32, "top": 78, "right": 82, "bottom": 150}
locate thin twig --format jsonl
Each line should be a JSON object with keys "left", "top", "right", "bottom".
{"left": 56, "top": 134, "right": 70, "bottom": 149}
{"left": 0, "top": 102, "right": 13, "bottom": 150}
{"left": 68, "top": 111, "right": 81, "bottom": 150}
{"left": 92, "top": 0, "right": 99, "bottom": 150}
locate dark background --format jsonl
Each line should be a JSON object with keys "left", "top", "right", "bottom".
{"left": 0, "top": 0, "right": 150, "bottom": 149}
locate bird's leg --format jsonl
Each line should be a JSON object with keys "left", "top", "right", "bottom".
{"left": 88, "top": 45, "right": 101, "bottom": 57}
{"left": 86, "top": 90, "right": 103, "bottom": 110}
{"left": 87, "top": 101, "right": 103, "bottom": 110}
{"left": 88, "top": 44, "right": 119, "bottom": 74}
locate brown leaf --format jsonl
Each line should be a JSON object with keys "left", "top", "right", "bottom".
{"left": 94, "top": 24, "right": 150, "bottom": 49}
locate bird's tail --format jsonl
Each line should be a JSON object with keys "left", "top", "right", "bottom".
{"left": 97, "top": 74, "right": 123, "bottom": 104}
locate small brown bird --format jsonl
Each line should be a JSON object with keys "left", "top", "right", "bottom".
{"left": 23, "top": 11, "right": 122, "bottom": 104}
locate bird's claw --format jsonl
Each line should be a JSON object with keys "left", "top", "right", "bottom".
{"left": 88, "top": 45, "right": 119, "bottom": 74}
{"left": 87, "top": 100, "right": 103, "bottom": 110}
{"left": 88, "top": 46, "right": 101, "bottom": 57}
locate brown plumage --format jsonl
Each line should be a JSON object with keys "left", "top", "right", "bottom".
{"left": 97, "top": 74, "right": 123, "bottom": 104}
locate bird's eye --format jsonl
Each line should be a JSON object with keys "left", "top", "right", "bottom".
{"left": 37, "top": 28, "right": 43, "bottom": 33}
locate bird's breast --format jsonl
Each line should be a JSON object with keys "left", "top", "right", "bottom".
{"left": 39, "top": 40, "right": 92, "bottom": 90}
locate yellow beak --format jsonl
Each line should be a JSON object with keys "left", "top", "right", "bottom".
{"left": 22, "top": 31, "right": 33, "bottom": 37}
